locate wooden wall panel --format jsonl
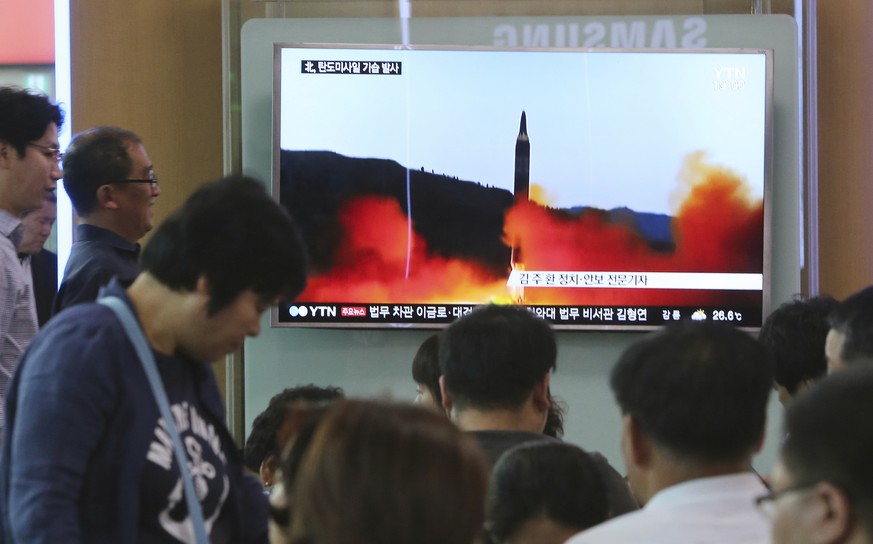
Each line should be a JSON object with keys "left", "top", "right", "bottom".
{"left": 70, "top": 0, "right": 224, "bottom": 235}
{"left": 816, "top": 1, "right": 873, "bottom": 298}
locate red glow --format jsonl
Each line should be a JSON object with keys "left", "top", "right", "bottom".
{"left": 300, "top": 195, "right": 507, "bottom": 303}
{"left": 298, "top": 155, "right": 764, "bottom": 307}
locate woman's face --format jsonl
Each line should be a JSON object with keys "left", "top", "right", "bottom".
{"left": 414, "top": 384, "right": 440, "bottom": 411}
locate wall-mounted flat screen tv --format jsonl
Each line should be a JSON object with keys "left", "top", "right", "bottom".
{"left": 272, "top": 44, "right": 772, "bottom": 330}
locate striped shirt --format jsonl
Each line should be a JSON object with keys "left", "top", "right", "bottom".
{"left": 0, "top": 209, "right": 38, "bottom": 430}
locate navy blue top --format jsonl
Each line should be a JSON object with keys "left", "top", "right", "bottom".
{"left": 0, "top": 280, "right": 269, "bottom": 543}
{"left": 53, "top": 224, "right": 140, "bottom": 316}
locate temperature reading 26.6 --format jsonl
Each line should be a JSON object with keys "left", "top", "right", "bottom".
{"left": 712, "top": 310, "right": 743, "bottom": 322}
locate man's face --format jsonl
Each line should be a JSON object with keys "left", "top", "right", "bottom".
{"left": 825, "top": 329, "right": 847, "bottom": 374}
{"left": 768, "top": 459, "right": 860, "bottom": 544}
{"left": 112, "top": 142, "right": 160, "bottom": 242}
{"left": 19, "top": 199, "right": 57, "bottom": 255}
{"left": 181, "top": 286, "right": 271, "bottom": 363}
{"left": 0, "top": 123, "right": 62, "bottom": 216}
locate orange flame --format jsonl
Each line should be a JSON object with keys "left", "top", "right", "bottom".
{"left": 298, "top": 153, "right": 763, "bottom": 307}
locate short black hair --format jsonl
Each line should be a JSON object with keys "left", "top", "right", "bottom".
{"left": 440, "top": 304, "right": 556, "bottom": 411}
{"left": 140, "top": 175, "right": 308, "bottom": 314}
{"left": 243, "top": 384, "right": 344, "bottom": 473}
{"left": 759, "top": 295, "right": 837, "bottom": 394}
{"left": 828, "top": 285, "right": 873, "bottom": 366}
{"left": 61, "top": 126, "right": 142, "bottom": 216}
{"left": 0, "top": 86, "right": 64, "bottom": 157}
{"left": 611, "top": 321, "right": 773, "bottom": 462}
{"left": 782, "top": 365, "right": 873, "bottom": 534}
{"left": 485, "top": 442, "right": 609, "bottom": 544}
{"left": 411, "top": 334, "right": 442, "bottom": 405}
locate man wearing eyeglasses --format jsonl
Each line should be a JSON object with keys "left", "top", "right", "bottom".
{"left": 567, "top": 321, "right": 774, "bottom": 544}
{"left": 0, "top": 86, "right": 64, "bottom": 436}
{"left": 54, "top": 126, "right": 160, "bottom": 314}
{"left": 763, "top": 365, "right": 873, "bottom": 544}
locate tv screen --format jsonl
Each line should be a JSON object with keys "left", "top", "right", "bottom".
{"left": 272, "top": 44, "right": 772, "bottom": 330}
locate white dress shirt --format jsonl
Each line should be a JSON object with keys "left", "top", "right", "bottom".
{"left": 566, "top": 472, "right": 771, "bottom": 544}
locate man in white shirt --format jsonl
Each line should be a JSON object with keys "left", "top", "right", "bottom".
{"left": 0, "top": 86, "right": 64, "bottom": 433}
{"left": 567, "top": 321, "right": 774, "bottom": 544}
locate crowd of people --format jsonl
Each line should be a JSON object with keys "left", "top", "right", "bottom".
{"left": 2, "top": 84, "right": 873, "bottom": 544}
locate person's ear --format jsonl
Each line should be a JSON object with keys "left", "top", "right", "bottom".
{"left": 195, "top": 275, "right": 210, "bottom": 296}
{"left": 259, "top": 453, "right": 279, "bottom": 487}
{"left": 0, "top": 140, "right": 11, "bottom": 167}
{"left": 96, "top": 184, "right": 120, "bottom": 210}
{"left": 804, "top": 482, "right": 855, "bottom": 543}
{"left": 439, "top": 375, "right": 453, "bottom": 415}
{"left": 531, "top": 373, "right": 551, "bottom": 414}
{"left": 623, "top": 414, "right": 652, "bottom": 468}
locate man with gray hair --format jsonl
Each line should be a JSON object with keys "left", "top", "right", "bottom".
{"left": 54, "top": 126, "right": 160, "bottom": 314}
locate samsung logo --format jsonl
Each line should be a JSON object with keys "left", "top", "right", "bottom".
{"left": 492, "top": 18, "right": 708, "bottom": 49}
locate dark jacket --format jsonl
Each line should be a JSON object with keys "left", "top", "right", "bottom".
{"left": 29, "top": 249, "right": 57, "bottom": 327}
{"left": 53, "top": 224, "right": 139, "bottom": 315}
{"left": 0, "top": 280, "right": 268, "bottom": 543}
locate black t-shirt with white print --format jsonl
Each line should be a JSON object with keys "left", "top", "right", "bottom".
{"left": 138, "top": 352, "right": 234, "bottom": 544}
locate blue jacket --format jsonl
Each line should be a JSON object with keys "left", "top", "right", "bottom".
{"left": 0, "top": 280, "right": 268, "bottom": 543}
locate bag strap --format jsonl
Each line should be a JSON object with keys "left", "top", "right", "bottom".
{"left": 99, "top": 296, "right": 210, "bottom": 544}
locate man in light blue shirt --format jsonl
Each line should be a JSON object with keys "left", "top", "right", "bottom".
{"left": 0, "top": 86, "right": 63, "bottom": 433}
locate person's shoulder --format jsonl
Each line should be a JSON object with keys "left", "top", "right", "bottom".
{"left": 563, "top": 509, "right": 649, "bottom": 544}
{"left": 34, "top": 302, "right": 121, "bottom": 347}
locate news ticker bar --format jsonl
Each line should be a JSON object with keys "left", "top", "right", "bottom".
{"left": 506, "top": 271, "right": 763, "bottom": 291}
{"left": 277, "top": 303, "right": 762, "bottom": 327}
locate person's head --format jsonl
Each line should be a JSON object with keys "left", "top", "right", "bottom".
{"left": 759, "top": 295, "right": 838, "bottom": 405}
{"left": 243, "top": 384, "right": 344, "bottom": 487}
{"left": 18, "top": 193, "right": 57, "bottom": 255}
{"left": 826, "top": 286, "right": 873, "bottom": 373}
{"left": 61, "top": 126, "right": 158, "bottom": 242}
{"left": 485, "top": 442, "right": 609, "bottom": 544}
{"left": 271, "top": 403, "right": 335, "bottom": 544}
{"left": 0, "top": 86, "right": 64, "bottom": 216}
{"left": 611, "top": 321, "right": 773, "bottom": 502}
{"left": 439, "top": 304, "right": 556, "bottom": 426}
{"left": 287, "top": 400, "right": 489, "bottom": 544}
{"left": 412, "top": 333, "right": 442, "bottom": 410}
{"left": 768, "top": 366, "right": 873, "bottom": 544}
{"left": 138, "top": 175, "right": 307, "bottom": 361}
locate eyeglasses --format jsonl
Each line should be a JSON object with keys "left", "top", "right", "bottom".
{"left": 112, "top": 176, "right": 159, "bottom": 190}
{"left": 754, "top": 482, "right": 817, "bottom": 517}
{"left": 27, "top": 142, "right": 64, "bottom": 163}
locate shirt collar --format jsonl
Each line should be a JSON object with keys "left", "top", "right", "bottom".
{"left": 75, "top": 223, "right": 140, "bottom": 253}
{"left": 0, "top": 209, "right": 24, "bottom": 248}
